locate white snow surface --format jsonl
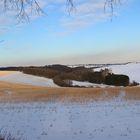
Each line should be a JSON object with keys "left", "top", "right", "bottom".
{"left": 0, "top": 71, "right": 59, "bottom": 87}
{"left": 95, "top": 62, "right": 140, "bottom": 83}
{"left": 72, "top": 80, "right": 113, "bottom": 88}
{"left": 0, "top": 99, "right": 140, "bottom": 140}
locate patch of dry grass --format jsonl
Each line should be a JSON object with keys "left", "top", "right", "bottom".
{"left": 0, "top": 81, "right": 140, "bottom": 103}
{"left": 0, "top": 71, "right": 18, "bottom": 76}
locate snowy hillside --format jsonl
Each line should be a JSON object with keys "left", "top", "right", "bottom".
{"left": 0, "top": 71, "right": 59, "bottom": 87}
{"left": 95, "top": 62, "right": 140, "bottom": 84}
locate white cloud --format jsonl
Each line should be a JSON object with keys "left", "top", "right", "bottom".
{"left": 62, "top": 13, "right": 111, "bottom": 29}
{"left": 0, "top": 0, "right": 48, "bottom": 33}
{"left": 61, "top": 0, "right": 118, "bottom": 30}
{"left": 0, "top": 0, "right": 123, "bottom": 34}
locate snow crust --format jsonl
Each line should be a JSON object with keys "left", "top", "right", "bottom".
{"left": 72, "top": 80, "right": 113, "bottom": 88}
{"left": 0, "top": 71, "right": 59, "bottom": 87}
{"left": 0, "top": 99, "right": 140, "bottom": 140}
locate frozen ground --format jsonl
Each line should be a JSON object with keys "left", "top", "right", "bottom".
{"left": 0, "top": 98, "right": 140, "bottom": 140}
{"left": 95, "top": 62, "right": 140, "bottom": 83}
{"left": 0, "top": 71, "right": 59, "bottom": 87}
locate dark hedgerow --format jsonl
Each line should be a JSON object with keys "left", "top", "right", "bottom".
{"left": 105, "top": 74, "right": 130, "bottom": 86}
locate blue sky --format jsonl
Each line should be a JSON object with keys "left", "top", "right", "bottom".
{"left": 0, "top": 0, "right": 140, "bottom": 66}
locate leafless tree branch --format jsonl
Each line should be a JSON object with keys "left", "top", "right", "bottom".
{"left": 104, "top": 0, "right": 121, "bottom": 16}
{"left": 2, "top": 0, "right": 44, "bottom": 22}
{"left": 1, "top": 0, "right": 122, "bottom": 22}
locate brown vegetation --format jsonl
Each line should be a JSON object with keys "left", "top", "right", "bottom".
{"left": 105, "top": 74, "right": 129, "bottom": 86}
{"left": 0, "top": 81, "right": 140, "bottom": 103}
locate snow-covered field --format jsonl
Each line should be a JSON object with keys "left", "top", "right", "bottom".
{"left": 0, "top": 71, "right": 59, "bottom": 87}
{"left": 94, "top": 62, "right": 140, "bottom": 84}
{"left": 0, "top": 63, "right": 140, "bottom": 140}
{"left": 0, "top": 99, "right": 140, "bottom": 140}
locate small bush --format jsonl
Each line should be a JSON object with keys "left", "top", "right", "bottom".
{"left": 53, "top": 76, "right": 70, "bottom": 87}
{"left": 82, "top": 71, "right": 104, "bottom": 84}
{"left": 130, "top": 81, "right": 139, "bottom": 86}
{"left": 105, "top": 74, "right": 129, "bottom": 86}
{"left": 22, "top": 68, "right": 59, "bottom": 78}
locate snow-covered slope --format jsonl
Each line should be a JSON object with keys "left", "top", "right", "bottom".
{"left": 95, "top": 62, "right": 140, "bottom": 83}
{"left": 0, "top": 71, "right": 59, "bottom": 87}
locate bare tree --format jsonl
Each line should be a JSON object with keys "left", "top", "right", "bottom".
{"left": 1, "top": 0, "right": 122, "bottom": 22}
{"left": 2, "top": 0, "right": 46, "bottom": 22}
{"left": 104, "top": 0, "right": 122, "bottom": 15}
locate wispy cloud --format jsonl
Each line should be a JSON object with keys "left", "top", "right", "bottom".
{"left": 0, "top": 0, "right": 48, "bottom": 34}
{"left": 0, "top": 0, "right": 122, "bottom": 34}
{"left": 61, "top": 0, "right": 118, "bottom": 30}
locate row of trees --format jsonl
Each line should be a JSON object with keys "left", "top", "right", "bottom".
{"left": 1, "top": 65, "right": 130, "bottom": 87}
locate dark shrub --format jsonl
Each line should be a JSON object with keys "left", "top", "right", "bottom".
{"left": 82, "top": 71, "right": 104, "bottom": 84}
{"left": 130, "top": 81, "right": 139, "bottom": 86}
{"left": 53, "top": 76, "right": 72, "bottom": 87}
{"left": 105, "top": 74, "right": 129, "bottom": 86}
{"left": 22, "top": 68, "right": 59, "bottom": 78}
{"left": 58, "top": 73, "right": 77, "bottom": 80}
{"left": 63, "top": 80, "right": 73, "bottom": 86}
{"left": 72, "top": 67, "right": 92, "bottom": 81}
